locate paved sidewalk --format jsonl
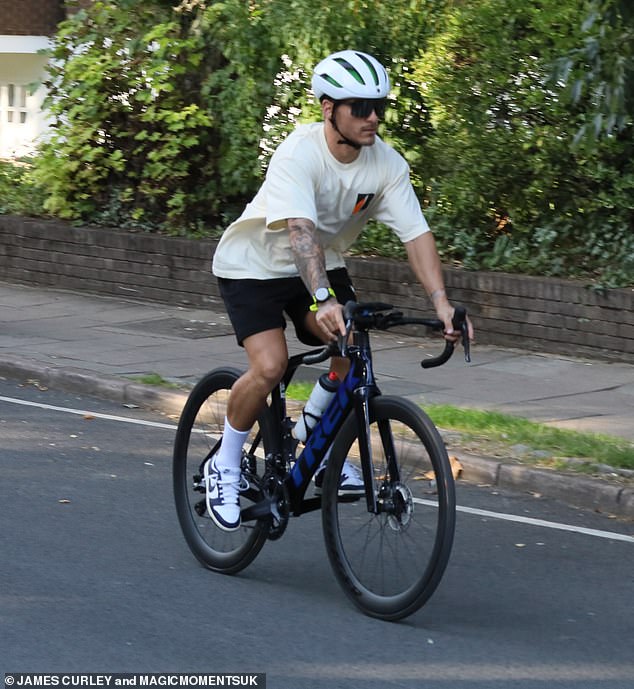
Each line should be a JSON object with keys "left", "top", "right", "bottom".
{"left": 1, "top": 281, "right": 633, "bottom": 518}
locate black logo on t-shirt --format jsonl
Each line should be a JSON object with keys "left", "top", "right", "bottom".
{"left": 352, "top": 193, "right": 375, "bottom": 215}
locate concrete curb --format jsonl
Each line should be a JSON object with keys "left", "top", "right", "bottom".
{"left": 1, "top": 354, "right": 632, "bottom": 520}
{"left": 457, "top": 451, "right": 633, "bottom": 519}
{"left": 0, "top": 354, "right": 189, "bottom": 415}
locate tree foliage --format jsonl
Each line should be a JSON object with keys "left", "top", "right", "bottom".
{"left": 26, "top": 0, "right": 634, "bottom": 286}
{"left": 36, "top": 0, "right": 282, "bottom": 232}
{"left": 555, "top": 0, "right": 634, "bottom": 142}
{"left": 410, "top": 0, "right": 634, "bottom": 286}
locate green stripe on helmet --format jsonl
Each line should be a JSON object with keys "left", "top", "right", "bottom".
{"left": 334, "top": 57, "right": 364, "bottom": 85}
{"left": 357, "top": 53, "right": 379, "bottom": 86}
{"left": 322, "top": 74, "right": 343, "bottom": 88}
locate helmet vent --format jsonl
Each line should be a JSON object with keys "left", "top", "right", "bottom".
{"left": 334, "top": 57, "right": 364, "bottom": 84}
{"left": 357, "top": 53, "right": 380, "bottom": 86}
{"left": 321, "top": 73, "right": 342, "bottom": 88}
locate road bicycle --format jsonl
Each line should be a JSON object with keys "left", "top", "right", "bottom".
{"left": 173, "top": 301, "right": 470, "bottom": 621}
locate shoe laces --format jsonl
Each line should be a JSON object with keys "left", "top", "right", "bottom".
{"left": 342, "top": 459, "right": 362, "bottom": 481}
{"left": 210, "top": 465, "right": 248, "bottom": 500}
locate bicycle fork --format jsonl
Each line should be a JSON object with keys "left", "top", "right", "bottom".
{"left": 353, "top": 386, "right": 401, "bottom": 516}
{"left": 353, "top": 385, "right": 379, "bottom": 514}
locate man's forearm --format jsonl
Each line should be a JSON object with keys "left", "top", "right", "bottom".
{"left": 404, "top": 232, "right": 449, "bottom": 305}
{"left": 288, "top": 217, "right": 329, "bottom": 293}
{"left": 406, "top": 231, "right": 474, "bottom": 341}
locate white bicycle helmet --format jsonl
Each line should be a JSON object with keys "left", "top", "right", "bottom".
{"left": 312, "top": 50, "right": 390, "bottom": 101}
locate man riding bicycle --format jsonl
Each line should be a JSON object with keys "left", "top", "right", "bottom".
{"left": 209, "top": 49, "right": 474, "bottom": 531}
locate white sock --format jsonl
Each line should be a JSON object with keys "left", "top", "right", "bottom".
{"left": 216, "top": 417, "right": 250, "bottom": 471}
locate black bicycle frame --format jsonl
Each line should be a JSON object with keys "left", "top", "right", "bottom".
{"left": 244, "top": 301, "right": 467, "bottom": 522}
{"left": 277, "top": 329, "right": 386, "bottom": 516}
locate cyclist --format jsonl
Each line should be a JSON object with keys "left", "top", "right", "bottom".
{"left": 209, "top": 49, "right": 474, "bottom": 531}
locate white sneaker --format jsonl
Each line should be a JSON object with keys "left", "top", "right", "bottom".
{"left": 314, "top": 458, "right": 365, "bottom": 496}
{"left": 203, "top": 457, "right": 247, "bottom": 531}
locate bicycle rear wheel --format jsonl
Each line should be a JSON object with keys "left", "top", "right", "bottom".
{"left": 173, "top": 368, "right": 274, "bottom": 574}
{"left": 321, "top": 395, "right": 456, "bottom": 621}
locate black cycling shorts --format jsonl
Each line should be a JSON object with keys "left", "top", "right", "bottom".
{"left": 217, "top": 268, "right": 356, "bottom": 346}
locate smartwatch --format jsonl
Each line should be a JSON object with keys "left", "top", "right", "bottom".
{"left": 309, "top": 287, "right": 336, "bottom": 312}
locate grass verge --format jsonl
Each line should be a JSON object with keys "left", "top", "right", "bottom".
{"left": 131, "top": 373, "right": 184, "bottom": 389}
{"left": 427, "top": 405, "right": 634, "bottom": 472}
{"left": 286, "top": 382, "right": 634, "bottom": 473}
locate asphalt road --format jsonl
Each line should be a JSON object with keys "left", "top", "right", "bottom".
{"left": 1, "top": 378, "right": 633, "bottom": 689}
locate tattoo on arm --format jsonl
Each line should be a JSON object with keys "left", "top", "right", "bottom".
{"left": 288, "top": 218, "right": 329, "bottom": 293}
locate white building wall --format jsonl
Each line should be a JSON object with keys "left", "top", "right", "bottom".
{"left": 0, "top": 36, "right": 51, "bottom": 158}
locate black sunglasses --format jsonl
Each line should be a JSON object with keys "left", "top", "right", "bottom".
{"left": 338, "top": 98, "right": 387, "bottom": 119}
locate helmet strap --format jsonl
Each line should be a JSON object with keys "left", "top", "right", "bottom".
{"left": 330, "top": 104, "right": 362, "bottom": 150}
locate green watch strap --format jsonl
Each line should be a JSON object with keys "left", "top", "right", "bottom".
{"left": 309, "top": 287, "right": 336, "bottom": 312}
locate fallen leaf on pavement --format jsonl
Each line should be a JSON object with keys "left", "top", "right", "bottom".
{"left": 423, "top": 455, "right": 463, "bottom": 481}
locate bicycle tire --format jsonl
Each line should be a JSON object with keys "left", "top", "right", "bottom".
{"left": 321, "top": 395, "right": 456, "bottom": 621}
{"left": 173, "top": 367, "right": 275, "bottom": 574}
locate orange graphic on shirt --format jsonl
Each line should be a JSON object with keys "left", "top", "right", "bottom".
{"left": 353, "top": 193, "right": 375, "bottom": 215}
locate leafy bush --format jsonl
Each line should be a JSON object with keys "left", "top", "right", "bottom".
{"left": 10, "top": 0, "right": 633, "bottom": 287}
{"left": 33, "top": 0, "right": 439, "bottom": 234}
{"left": 0, "top": 160, "right": 47, "bottom": 216}
{"left": 35, "top": 0, "right": 281, "bottom": 233}
{"left": 555, "top": 0, "right": 634, "bottom": 143}
{"left": 410, "top": 0, "right": 634, "bottom": 286}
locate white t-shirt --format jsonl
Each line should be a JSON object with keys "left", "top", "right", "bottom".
{"left": 212, "top": 122, "right": 429, "bottom": 280}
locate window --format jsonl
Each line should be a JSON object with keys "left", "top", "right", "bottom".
{"left": 5, "top": 84, "right": 28, "bottom": 124}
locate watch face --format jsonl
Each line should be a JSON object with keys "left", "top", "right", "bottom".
{"left": 315, "top": 287, "right": 330, "bottom": 303}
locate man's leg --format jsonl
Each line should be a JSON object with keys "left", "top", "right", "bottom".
{"left": 206, "top": 328, "right": 288, "bottom": 531}
{"left": 216, "top": 327, "right": 288, "bottom": 470}
{"left": 225, "top": 327, "right": 289, "bottom": 436}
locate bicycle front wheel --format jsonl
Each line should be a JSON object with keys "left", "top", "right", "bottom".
{"left": 173, "top": 368, "right": 274, "bottom": 574}
{"left": 321, "top": 395, "right": 456, "bottom": 621}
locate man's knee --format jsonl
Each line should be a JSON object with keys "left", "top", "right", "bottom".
{"left": 252, "top": 356, "right": 286, "bottom": 388}
{"left": 244, "top": 329, "right": 288, "bottom": 387}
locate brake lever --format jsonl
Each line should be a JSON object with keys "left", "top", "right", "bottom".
{"left": 452, "top": 306, "right": 471, "bottom": 363}
{"left": 462, "top": 325, "right": 471, "bottom": 363}
{"left": 338, "top": 318, "right": 353, "bottom": 357}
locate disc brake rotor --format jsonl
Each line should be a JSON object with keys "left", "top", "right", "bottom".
{"left": 386, "top": 483, "right": 414, "bottom": 532}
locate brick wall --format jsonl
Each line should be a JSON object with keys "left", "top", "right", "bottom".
{"left": 0, "top": 0, "right": 65, "bottom": 36}
{"left": 1, "top": 215, "right": 633, "bottom": 363}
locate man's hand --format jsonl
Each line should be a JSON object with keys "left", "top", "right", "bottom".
{"left": 315, "top": 298, "right": 346, "bottom": 341}
{"left": 435, "top": 300, "right": 474, "bottom": 345}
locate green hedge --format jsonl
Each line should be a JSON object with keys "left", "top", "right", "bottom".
{"left": 2, "top": 0, "right": 632, "bottom": 287}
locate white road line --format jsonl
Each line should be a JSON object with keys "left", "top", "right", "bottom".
{"left": 417, "top": 499, "right": 634, "bottom": 543}
{"left": 3, "top": 394, "right": 633, "bottom": 543}
{"left": 0, "top": 394, "right": 179, "bottom": 430}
